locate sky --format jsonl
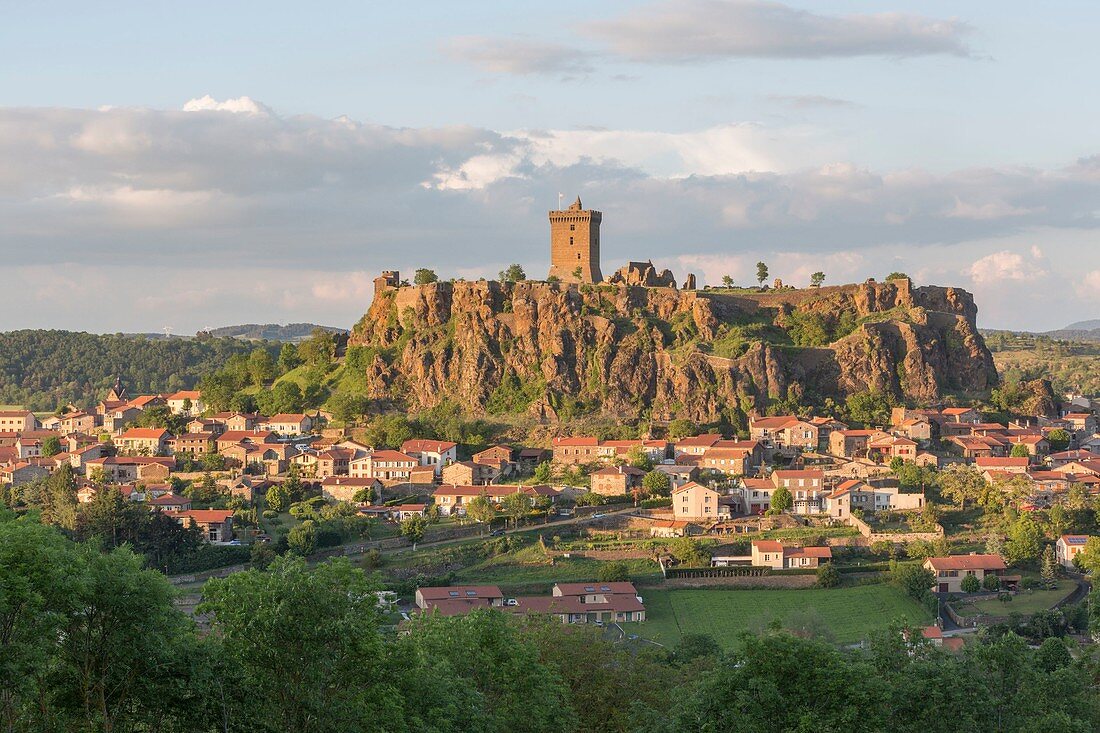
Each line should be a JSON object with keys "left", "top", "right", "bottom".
{"left": 1, "top": 0, "right": 1097, "bottom": 333}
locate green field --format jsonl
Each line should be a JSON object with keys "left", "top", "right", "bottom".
{"left": 625, "top": 585, "right": 932, "bottom": 649}
{"left": 454, "top": 555, "right": 662, "bottom": 592}
{"left": 954, "top": 580, "right": 1076, "bottom": 617}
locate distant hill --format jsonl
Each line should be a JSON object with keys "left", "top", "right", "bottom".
{"left": 204, "top": 323, "right": 345, "bottom": 342}
{"left": 0, "top": 330, "right": 266, "bottom": 411}
{"left": 1047, "top": 319, "right": 1100, "bottom": 342}
{"left": 982, "top": 318, "right": 1100, "bottom": 343}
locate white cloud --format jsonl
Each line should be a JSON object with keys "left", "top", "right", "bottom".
{"left": 1076, "top": 270, "right": 1100, "bottom": 301}
{"left": 967, "top": 249, "right": 1046, "bottom": 284}
{"left": 442, "top": 37, "right": 595, "bottom": 76}
{"left": 583, "top": 0, "right": 972, "bottom": 62}
{"left": 182, "top": 95, "right": 272, "bottom": 116}
{"left": 3, "top": 100, "right": 1100, "bottom": 331}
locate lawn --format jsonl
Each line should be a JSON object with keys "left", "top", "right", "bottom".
{"left": 454, "top": 554, "right": 662, "bottom": 592}
{"left": 380, "top": 536, "right": 662, "bottom": 593}
{"left": 954, "top": 579, "right": 1076, "bottom": 617}
{"left": 623, "top": 585, "right": 932, "bottom": 649}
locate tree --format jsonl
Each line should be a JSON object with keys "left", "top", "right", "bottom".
{"left": 845, "top": 389, "right": 895, "bottom": 428}
{"left": 297, "top": 328, "right": 336, "bottom": 368}
{"left": 199, "top": 556, "right": 395, "bottom": 731}
{"left": 1040, "top": 545, "right": 1059, "bottom": 589}
{"left": 669, "top": 537, "right": 710, "bottom": 567}
{"left": 625, "top": 445, "right": 652, "bottom": 470}
{"left": 1046, "top": 428, "right": 1072, "bottom": 451}
{"left": 770, "top": 486, "right": 793, "bottom": 513}
{"left": 414, "top": 268, "right": 439, "bottom": 285}
{"left": 465, "top": 494, "right": 496, "bottom": 528}
{"left": 278, "top": 342, "right": 302, "bottom": 372}
{"left": 982, "top": 573, "right": 1000, "bottom": 591}
{"left": 1006, "top": 514, "right": 1043, "bottom": 565}
{"left": 642, "top": 470, "right": 672, "bottom": 497}
{"left": 394, "top": 611, "right": 575, "bottom": 732}
{"left": 938, "top": 464, "right": 985, "bottom": 508}
{"left": 186, "top": 472, "right": 220, "bottom": 503}
{"left": 533, "top": 461, "right": 554, "bottom": 483}
{"left": 669, "top": 632, "right": 888, "bottom": 733}
{"left": 817, "top": 562, "right": 840, "bottom": 588}
{"left": 885, "top": 272, "right": 909, "bottom": 281}
{"left": 248, "top": 347, "right": 276, "bottom": 387}
{"left": 400, "top": 514, "right": 427, "bottom": 548}
{"left": 1035, "top": 636, "right": 1073, "bottom": 672}
{"left": 283, "top": 465, "right": 304, "bottom": 502}
{"left": 287, "top": 520, "right": 317, "bottom": 556}
{"left": 1010, "top": 443, "right": 1031, "bottom": 459}
{"left": 265, "top": 482, "right": 290, "bottom": 513}
{"left": 41, "top": 435, "right": 62, "bottom": 457}
{"left": 892, "top": 562, "right": 935, "bottom": 600}
{"left": 501, "top": 491, "right": 530, "bottom": 528}
{"left": 499, "top": 264, "right": 526, "bottom": 282}
{"left": 960, "top": 573, "right": 981, "bottom": 593}
{"left": 667, "top": 418, "right": 697, "bottom": 440}
{"left": 721, "top": 275, "right": 734, "bottom": 288}
{"left": 756, "top": 261, "right": 769, "bottom": 286}
{"left": 810, "top": 271, "right": 826, "bottom": 288}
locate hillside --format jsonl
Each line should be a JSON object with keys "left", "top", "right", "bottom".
{"left": 347, "top": 277, "right": 997, "bottom": 422}
{"left": 984, "top": 330, "right": 1100, "bottom": 395}
{"left": 206, "top": 323, "right": 344, "bottom": 342}
{"left": 0, "top": 330, "right": 269, "bottom": 411}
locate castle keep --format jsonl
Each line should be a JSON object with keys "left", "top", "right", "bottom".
{"left": 548, "top": 196, "right": 602, "bottom": 283}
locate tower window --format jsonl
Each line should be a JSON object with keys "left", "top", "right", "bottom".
{"left": 569, "top": 237, "right": 573, "bottom": 246}
{"left": 569, "top": 224, "right": 575, "bottom": 231}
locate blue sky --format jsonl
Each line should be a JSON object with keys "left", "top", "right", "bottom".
{"left": 1, "top": 1, "right": 1097, "bottom": 332}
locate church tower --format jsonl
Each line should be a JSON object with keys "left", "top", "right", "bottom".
{"left": 548, "top": 196, "right": 602, "bottom": 283}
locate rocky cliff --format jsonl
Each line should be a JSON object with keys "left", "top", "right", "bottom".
{"left": 348, "top": 278, "right": 997, "bottom": 422}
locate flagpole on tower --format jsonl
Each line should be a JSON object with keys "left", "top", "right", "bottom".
{"left": 557, "top": 192, "right": 563, "bottom": 210}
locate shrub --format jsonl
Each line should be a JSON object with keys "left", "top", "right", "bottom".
{"left": 362, "top": 549, "right": 382, "bottom": 569}
{"left": 597, "top": 561, "right": 631, "bottom": 582}
{"left": 816, "top": 562, "right": 840, "bottom": 588}
{"left": 640, "top": 497, "right": 672, "bottom": 509}
{"left": 961, "top": 573, "right": 981, "bottom": 593}
{"left": 982, "top": 573, "right": 1000, "bottom": 591}
{"left": 262, "top": 509, "right": 277, "bottom": 519}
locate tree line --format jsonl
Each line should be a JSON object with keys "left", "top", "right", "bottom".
{"left": 0, "top": 330, "right": 265, "bottom": 411}
{"left": 3, "top": 511, "right": 1100, "bottom": 733}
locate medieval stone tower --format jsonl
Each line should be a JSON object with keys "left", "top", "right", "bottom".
{"left": 548, "top": 196, "right": 602, "bottom": 283}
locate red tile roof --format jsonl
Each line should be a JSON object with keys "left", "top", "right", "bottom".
{"left": 924, "top": 554, "right": 1006, "bottom": 571}
{"left": 401, "top": 439, "right": 457, "bottom": 453}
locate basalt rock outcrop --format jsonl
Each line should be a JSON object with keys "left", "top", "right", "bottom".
{"left": 349, "top": 278, "right": 997, "bottom": 422}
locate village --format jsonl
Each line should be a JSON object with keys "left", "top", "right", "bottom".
{"left": 2, "top": 198, "right": 1098, "bottom": 653}
{"left": 4, "top": 369, "right": 1100, "bottom": 648}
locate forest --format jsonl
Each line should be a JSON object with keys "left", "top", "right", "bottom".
{"left": 3, "top": 510, "right": 1100, "bottom": 733}
{"left": 0, "top": 330, "right": 271, "bottom": 411}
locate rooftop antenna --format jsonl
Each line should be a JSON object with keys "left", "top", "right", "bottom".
{"left": 557, "top": 192, "right": 563, "bottom": 210}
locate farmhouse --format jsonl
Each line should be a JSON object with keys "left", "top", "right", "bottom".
{"left": 750, "top": 540, "right": 832, "bottom": 569}
{"left": 924, "top": 554, "right": 1009, "bottom": 594}
{"left": 1056, "top": 535, "right": 1091, "bottom": 569}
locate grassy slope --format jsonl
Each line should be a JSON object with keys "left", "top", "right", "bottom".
{"left": 953, "top": 579, "right": 1076, "bottom": 617}
{"left": 626, "top": 585, "right": 932, "bottom": 649}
